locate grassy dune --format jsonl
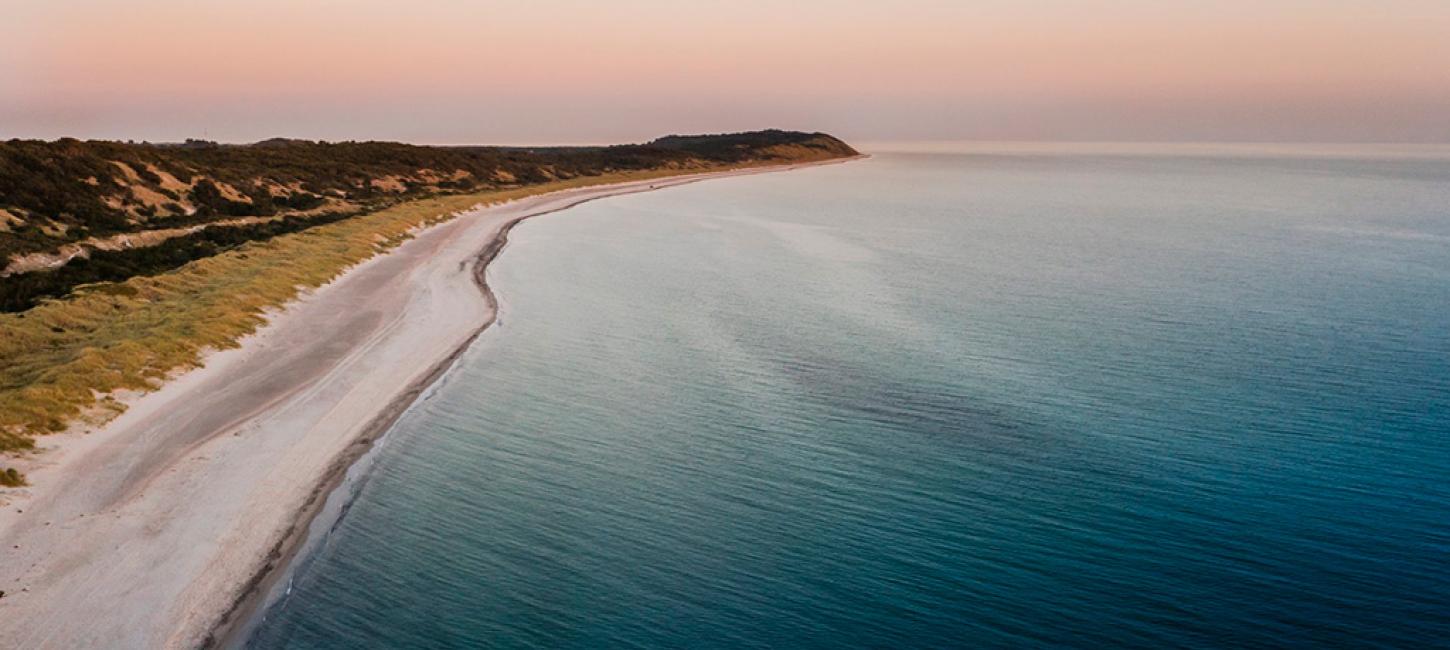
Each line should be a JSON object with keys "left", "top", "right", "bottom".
{"left": 0, "top": 163, "right": 812, "bottom": 471}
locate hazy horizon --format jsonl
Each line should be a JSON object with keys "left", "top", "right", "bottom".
{"left": 5, "top": 0, "right": 1449, "bottom": 144}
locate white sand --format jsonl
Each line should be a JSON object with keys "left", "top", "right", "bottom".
{"left": 0, "top": 161, "right": 855, "bottom": 649}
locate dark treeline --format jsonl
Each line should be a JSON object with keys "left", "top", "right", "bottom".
{"left": 650, "top": 130, "right": 843, "bottom": 155}
{"left": 0, "top": 210, "right": 360, "bottom": 312}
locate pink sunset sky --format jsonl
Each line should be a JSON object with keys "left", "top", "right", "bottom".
{"left": 4, "top": 0, "right": 1448, "bottom": 144}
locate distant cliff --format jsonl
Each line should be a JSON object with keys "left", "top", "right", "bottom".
{"left": 0, "top": 131, "right": 857, "bottom": 311}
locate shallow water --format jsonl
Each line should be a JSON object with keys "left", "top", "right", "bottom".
{"left": 250, "top": 147, "right": 1450, "bottom": 648}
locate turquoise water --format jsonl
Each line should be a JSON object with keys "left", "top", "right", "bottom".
{"left": 249, "top": 148, "right": 1450, "bottom": 648}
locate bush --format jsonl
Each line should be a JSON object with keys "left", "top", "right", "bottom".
{"left": 0, "top": 467, "right": 24, "bottom": 487}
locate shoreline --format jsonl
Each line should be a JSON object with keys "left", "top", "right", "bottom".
{"left": 0, "top": 156, "right": 862, "bottom": 648}
{"left": 209, "top": 169, "right": 717, "bottom": 647}
{"left": 214, "top": 158, "right": 865, "bottom": 646}
{"left": 205, "top": 213, "right": 526, "bottom": 647}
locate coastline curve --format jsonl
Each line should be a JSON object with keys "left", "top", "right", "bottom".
{"left": 203, "top": 157, "right": 866, "bottom": 648}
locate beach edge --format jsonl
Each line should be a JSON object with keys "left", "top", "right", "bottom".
{"left": 205, "top": 156, "right": 865, "bottom": 648}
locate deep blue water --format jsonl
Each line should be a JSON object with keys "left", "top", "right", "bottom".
{"left": 250, "top": 147, "right": 1450, "bottom": 649}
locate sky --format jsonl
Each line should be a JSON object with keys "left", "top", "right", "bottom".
{"left": 3, "top": 0, "right": 1449, "bottom": 144}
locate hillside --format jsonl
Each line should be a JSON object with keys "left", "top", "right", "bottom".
{"left": 0, "top": 131, "right": 856, "bottom": 310}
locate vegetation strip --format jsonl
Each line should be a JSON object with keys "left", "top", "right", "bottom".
{"left": 0, "top": 209, "right": 365, "bottom": 311}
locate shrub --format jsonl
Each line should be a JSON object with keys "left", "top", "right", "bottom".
{"left": 0, "top": 467, "right": 24, "bottom": 487}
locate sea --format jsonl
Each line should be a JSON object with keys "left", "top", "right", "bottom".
{"left": 247, "top": 144, "right": 1450, "bottom": 649}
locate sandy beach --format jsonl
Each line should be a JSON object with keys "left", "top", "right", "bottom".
{"left": 0, "top": 160, "right": 854, "bottom": 649}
